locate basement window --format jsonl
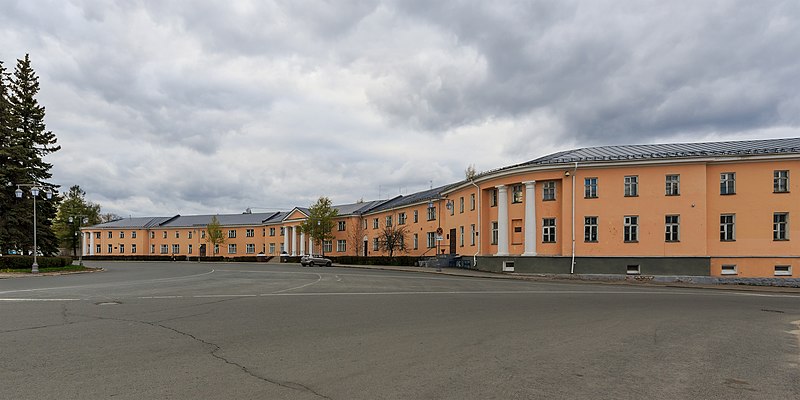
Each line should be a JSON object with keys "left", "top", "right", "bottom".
{"left": 774, "top": 265, "right": 792, "bottom": 276}
{"left": 626, "top": 265, "right": 641, "bottom": 275}
{"left": 502, "top": 261, "right": 515, "bottom": 272}
{"left": 720, "top": 265, "right": 737, "bottom": 275}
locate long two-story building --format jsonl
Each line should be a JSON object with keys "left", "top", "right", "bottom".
{"left": 83, "top": 137, "right": 799, "bottom": 278}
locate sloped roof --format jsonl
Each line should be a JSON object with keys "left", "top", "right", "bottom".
{"left": 87, "top": 216, "right": 173, "bottom": 229}
{"left": 368, "top": 184, "right": 461, "bottom": 213}
{"left": 335, "top": 199, "right": 388, "bottom": 216}
{"left": 159, "top": 213, "right": 278, "bottom": 228}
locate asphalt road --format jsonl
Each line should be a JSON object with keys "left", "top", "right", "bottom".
{"left": 1, "top": 261, "right": 798, "bottom": 399}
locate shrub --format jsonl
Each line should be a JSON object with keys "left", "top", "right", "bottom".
{"left": 0, "top": 255, "right": 73, "bottom": 270}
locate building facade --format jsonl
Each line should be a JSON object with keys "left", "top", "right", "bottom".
{"left": 83, "top": 138, "right": 800, "bottom": 278}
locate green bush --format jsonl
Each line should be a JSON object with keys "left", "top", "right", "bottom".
{"left": 330, "top": 256, "right": 423, "bottom": 266}
{"left": 0, "top": 255, "right": 73, "bottom": 270}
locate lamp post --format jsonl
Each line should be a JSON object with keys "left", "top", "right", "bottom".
{"left": 68, "top": 215, "right": 88, "bottom": 266}
{"left": 14, "top": 183, "right": 54, "bottom": 273}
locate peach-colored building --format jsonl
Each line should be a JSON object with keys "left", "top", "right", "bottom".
{"left": 83, "top": 138, "right": 800, "bottom": 278}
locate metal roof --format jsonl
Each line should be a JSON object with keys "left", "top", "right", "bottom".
{"left": 159, "top": 213, "right": 278, "bottom": 228}
{"left": 368, "top": 184, "right": 460, "bottom": 213}
{"left": 87, "top": 216, "right": 173, "bottom": 229}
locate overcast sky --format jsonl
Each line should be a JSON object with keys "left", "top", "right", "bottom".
{"left": 2, "top": 0, "right": 799, "bottom": 216}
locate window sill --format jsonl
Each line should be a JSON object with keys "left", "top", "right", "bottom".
{"left": 584, "top": 196, "right": 598, "bottom": 199}
{"left": 584, "top": 240, "right": 598, "bottom": 243}
{"left": 542, "top": 198, "right": 556, "bottom": 202}
{"left": 773, "top": 239, "right": 790, "bottom": 242}
{"left": 720, "top": 193, "right": 736, "bottom": 196}
{"left": 665, "top": 240, "right": 680, "bottom": 243}
{"left": 665, "top": 193, "right": 680, "bottom": 196}
{"left": 720, "top": 239, "right": 736, "bottom": 242}
{"left": 624, "top": 195, "right": 639, "bottom": 198}
{"left": 773, "top": 191, "right": 790, "bottom": 194}
{"left": 624, "top": 241, "right": 639, "bottom": 243}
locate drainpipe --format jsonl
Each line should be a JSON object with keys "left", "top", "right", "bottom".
{"left": 570, "top": 162, "right": 578, "bottom": 274}
{"left": 470, "top": 179, "right": 481, "bottom": 267}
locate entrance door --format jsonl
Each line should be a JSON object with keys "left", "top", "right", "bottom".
{"left": 199, "top": 244, "right": 206, "bottom": 257}
{"left": 449, "top": 228, "right": 457, "bottom": 254}
{"left": 363, "top": 240, "right": 368, "bottom": 257}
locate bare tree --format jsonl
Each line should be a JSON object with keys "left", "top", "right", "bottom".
{"left": 349, "top": 217, "right": 365, "bottom": 256}
{"left": 465, "top": 164, "right": 477, "bottom": 180}
{"left": 378, "top": 224, "right": 408, "bottom": 257}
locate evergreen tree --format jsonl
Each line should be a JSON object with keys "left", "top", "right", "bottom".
{"left": 1, "top": 54, "right": 61, "bottom": 255}
{"left": 53, "top": 185, "right": 101, "bottom": 256}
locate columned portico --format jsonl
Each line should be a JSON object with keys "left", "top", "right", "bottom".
{"left": 523, "top": 180, "right": 537, "bottom": 256}
{"left": 300, "top": 231, "right": 306, "bottom": 255}
{"left": 89, "top": 231, "right": 95, "bottom": 255}
{"left": 291, "top": 226, "right": 297, "bottom": 256}
{"left": 495, "top": 185, "right": 509, "bottom": 256}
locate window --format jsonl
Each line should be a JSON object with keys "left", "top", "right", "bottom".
{"left": 459, "top": 197, "right": 464, "bottom": 213}
{"left": 371, "top": 218, "right": 378, "bottom": 229}
{"left": 187, "top": 244, "right": 192, "bottom": 254}
{"left": 398, "top": 212, "right": 406, "bottom": 225}
{"left": 362, "top": 219, "right": 367, "bottom": 229}
{"left": 584, "top": 217, "right": 598, "bottom": 242}
{"left": 172, "top": 244, "right": 180, "bottom": 254}
{"left": 188, "top": 231, "right": 192, "bottom": 239}
{"left": 149, "top": 231, "right": 154, "bottom": 239}
{"left": 96, "top": 232, "right": 101, "bottom": 239}
{"left": 626, "top": 265, "right": 641, "bottom": 275}
{"left": 413, "top": 233, "right": 419, "bottom": 250}
{"left": 585, "top": 178, "right": 598, "bottom": 198}
{"left": 279, "top": 243, "right": 284, "bottom": 253}
{"left": 720, "top": 214, "right": 735, "bottom": 241}
{"left": 720, "top": 172, "right": 736, "bottom": 195}
{"left": 624, "top": 216, "right": 639, "bottom": 242}
{"left": 774, "top": 170, "right": 789, "bottom": 193}
{"left": 774, "top": 265, "right": 792, "bottom": 276}
{"left": 201, "top": 230, "right": 206, "bottom": 239}
{"left": 449, "top": 201, "right": 454, "bottom": 216}
{"left": 665, "top": 215, "right": 680, "bottom": 242}
{"left": 721, "top": 265, "right": 737, "bottom": 275}
{"left": 118, "top": 231, "right": 124, "bottom": 239}
{"left": 490, "top": 189, "right": 498, "bottom": 207}
{"left": 542, "top": 218, "right": 556, "bottom": 243}
{"left": 512, "top": 184, "right": 523, "bottom": 203}
{"left": 372, "top": 238, "right": 379, "bottom": 251}
{"left": 427, "top": 232, "right": 436, "bottom": 248}
{"left": 119, "top": 244, "right": 124, "bottom": 254}
{"left": 131, "top": 244, "right": 137, "bottom": 254}
{"left": 269, "top": 243, "right": 275, "bottom": 254}
{"left": 97, "top": 244, "right": 102, "bottom": 254}
{"left": 491, "top": 221, "right": 499, "bottom": 245}
{"left": 280, "top": 227, "right": 285, "bottom": 236}
{"left": 665, "top": 174, "right": 680, "bottom": 196}
{"left": 163, "top": 231, "right": 167, "bottom": 239}
{"left": 270, "top": 227, "right": 276, "bottom": 236}
{"left": 246, "top": 243, "right": 255, "bottom": 254}
{"left": 470, "top": 194, "right": 475, "bottom": 210}
{"left": 227, "top": 244, "right": 237, "bottom": 254}
{"left": 262, "top": 228, "right": 266, "bottom": 237}
{"left": 427, "top": 206, "right": 436, "bottom": 221}
{"left": 470, "top": 224, "right": 476, "bottom": 246}
{"left": 337, "top": 240, "right": 346, "bottom": 252}
{"left": 150, "top": 244, "right": 155, "bottom": 254}
{"left": 338, "top": 221, "right": 346, "bottom": 231}
{"left": 324, "top": 240, "right": 333, "bottom": 253}
{"left": 386, "top": 216, "right": 392, "bottom": 227}
{"left": 624, "top": 176, "right": 638, "bottom": 197}
{"left": 108, "top": 231, "right": 112, "bottom": 239}
{"left": 160, "top": 244, "right": 168, "bottom": 254}
{"left": 108, "top": 244, "right": 113, "bottom": 253}
{"left": 774, "top": 213, "right": 789, "bottom": 241}
{"left": 413, "top": 210, "right": 419, "bottom": 223}
{"left": 460, "top": 226, "right": 465, "bottom": 247}
{"left": 246, "top": 229, "right": 254, "bottom": 238}
{"left": 174, "top": 231, "right": 179, "bottom": 239}
{"left": 543, "top": 181, "right": 556, "bottom": 201}
{"left": 228, "top": 230, "right": 236, "bottom": 238}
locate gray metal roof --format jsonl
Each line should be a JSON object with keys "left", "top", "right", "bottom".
{"left": 511, "top": 137, "right": 800, "bottom": 168}
{"left": 159, "top": 213, "right": 278, "bottom": 228}
{"left": 334, "top": 199, "right": 388, "bottom": 216}
{"left": 87, "top": 216, "right": 173, "bottom": 229}
{"left": 368, "top": 184, "right": 460, "bottom": 213}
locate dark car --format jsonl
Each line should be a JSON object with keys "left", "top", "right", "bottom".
{"left": 300, "top": 254, "right": 332, "bottom": 267}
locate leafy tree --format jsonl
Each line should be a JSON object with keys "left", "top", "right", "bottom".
{"left": 0, "top": 55, "right": 60, "bottom": 255}
{"left": 205, "top": 215, "right": 225, "bottom": 254}
{"left": 378, "top": 223, "right": 408, "bottom": 257}
{"left": 348, "top": 217, "right": 366, "bottom": 256}
{"left": 52, "top": 185, "right": 101, "bottom": 256}
{"left": 298, "top": 197, "right": 338, "bottom": 256}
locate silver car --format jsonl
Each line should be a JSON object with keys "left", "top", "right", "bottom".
{"left": 300, "top": 254, "right": 332, "bottom": 267}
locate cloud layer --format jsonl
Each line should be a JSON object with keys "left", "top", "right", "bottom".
{"left": 2, "top": 0, "right": 799, "bottom": 216}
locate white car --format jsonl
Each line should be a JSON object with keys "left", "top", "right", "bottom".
{"left": 300, "top": 254, "right": 332, "bottom": 267}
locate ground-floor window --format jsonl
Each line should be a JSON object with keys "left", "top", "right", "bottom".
{"left": 413, "top": 233, "right": 418, "bottom": 250}
{"left": 119, "top": 244, "right": 125, "bottom": 254}
{"left": 246, "top": 243, "right": 255, "bottom": 254}
{"left": 323, "top": 240, "right": 333, "bottom": 253}
{"left": 131, "top": 244, "right": 137, "bottom": 254}
{"left": 584, "top": 216, "right": 598, "bottom": 242}
{"left": 542, "top": 218, "right": 556, "bottom": 243}
{"left": 160, "top": 244, "right": 168, "bottom": 254}
{"left": 491, "top": 221, "right": 498, "bottom": 245}
{"left": 337, "top": 240, "right": 346, "bottom": 252}
{"left": 228, "top": 244, "right": 237, "bottom": 254}
{"left": 427, "top": 232, "right": 436, "bottom": 248}
{"left": 269, "top": 243, "right": 276, "bottom": 254}
{"left": 172, "top": 244, "right": 180, "bottom": 254}
{"left": 624, "top": 216, "right": 639, "bottom": 242}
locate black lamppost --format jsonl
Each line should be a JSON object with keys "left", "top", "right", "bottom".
{"left": 14, "top": 183, "right": 54, "bottom": 273}
{"left": 68, "top": 215, "right": 88, "bottom": 266}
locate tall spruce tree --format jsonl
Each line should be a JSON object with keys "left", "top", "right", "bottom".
{"left": 1, "top": 55, "right": 61, "bottom": 255}
{"left": 53, "top": 185, "right": 101, "bottom": 256}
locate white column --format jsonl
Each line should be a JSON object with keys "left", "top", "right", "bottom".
{"left": 300, "top": 231, "right": 306, "bottom": 256}
{"left": 283, "top": 227, "right": 288, "bottom": 253}
{"left": 89, "top": 231, "right": 95, "bottom": 255}
{"left": 495, "top": 185, "right": 509, "bottom": 256}
{"left": 309, "top": 239, "right": 314, "bottom": 256}
{"left": 523, "top": 180, "right": 537, "bottom": 256}
{"left": 291, "top": 226, "right": 297, "bottom": 256}
{"left": 81, "top": 231, "right": 87, "bottom": 256}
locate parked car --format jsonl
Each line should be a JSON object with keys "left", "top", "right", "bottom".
{"left": 300, "top": 254, "right": 332, "bottom": 267}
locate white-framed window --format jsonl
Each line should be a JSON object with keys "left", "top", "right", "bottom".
{"left": 246, "top": 243, "right": 255, "bottom": 254}
{"left": 427, "top": 206, "right": 436, "bottom": 221}
{"left": 512, "top": 184, "right": 523, "bottom": 203}
{"left": 626, "top": 265, "right": 641, "bottom": 275}
{"left": 228, "top": 230, "right": 236, "bottom": 238}
{"left": 490, "top": 189, "right": 498, "bottom": 207}
{"left": 386, "top": 216, "right": 392, "bottom": 227}
{"left": 262, "top": 228, "right": 266, "bottom": 237}
{"left": 201, "top": 230, "right": 206, "bottom": 239}
{"left": 323, "top": 240, "right": 333, "bottom": 253}
{"left": 720, "top": 214, "right": 735, "bottom": 241}
{"left": 413, "top": 233, "right": 419, "bottom": 250}
{"left": 97, "top": 232, "right": 102, "bottom": 239}
{"left": 491, "top": 221, "right": 498, "bottom": 245}
{"left": 150, "top": 244, "right": 155, "bottom": 254}
{"left": 585, "top": 178, "right": 598, "bottom": 198}
{"left": 584, "top": 216, "right": 598, "bottom": 242}
{"left": 338, "top": 221, "right": 346, "bottom": 231}
{"left": 119, "top": 244, "right": 125, "bottom": 254}
{"left": 269, "top": 243, "right": 275, "bottom": 254}
{"left": 214, "top": 244, "right": 219, "bottom": 254}
{"left": 624, "top": 216, "right": 639, "bottom": 242}
{"left": 108, "top": 244, "right": 113, "bottom": 253}
{"left": 187, "top": 244, "right": 192, "bottom": 254}
{"left": 172, "top": 244, "right": 180, "bottom": 254}
{"left": 774, "top": 265, "right": 792, "bottom": 276}
{"left": 280, "top": 227, "right": 285, "bottom": 236}
{"left": 543, "top": 181, "right": 556, "bottom": 201}
{"left": 108, "top": 231, "right": 113, "bottom": 239}
{"left": 470, "top": 224, "right": 476, "bottom": 246}
{"left": 413, "top": 210, "right": 419, "bottom": 223}
{"left": 131, "top": 244, "right": 137, "bottom": 254}
{"left": 160, "top": 244, "right": 169, "bottom": 254}
{"left": 228, "top": 244, "right": 237, "bottom": 254}
{"left": 175, "top": 231, "right": 180, "bottom": 239}
{"left": 270, "top": 227, "right": 276, "bottom": 236}
{"left": 666, "top": 174, "right": 680, "bottom": 196}
{"left": 721, "top": 265, "right": 737, "bottom": 275}
{"left": 363, "top": 219, "right": 368, "bottom": 229}
{"left": 131, "top": 231, "right": 137, "bottom": 239}
{"left": 373, "top": 218, "right": 379, "bottom": 229}
{"left": 119, "top": 231, "right": 124, "bottom": 239}
{"left": 470, "top": 193, "right": 475, "bottom": 210}
{"left": 624, "top": 176, "right": 638, "bottom": 197}
{"left": 372, "top": 238, "right": 379, "bottom": 251}
{"left": 149, "top": 231, "right": 154, "bottom": 239}
{"left": 720, "top": 172, "right": 736, "bottom": 195}
{"left": 774, "top": 212, "right": 789, "bottom": 241}
{"left": 398, "top": 212, "right": 406, "bottom": 225}
{"left": 460, "top": 226, "right": 464, "bottom": 247}
{"left": 459, "top": 197, "right": 464, "bottom": 213}
{"left": 426, "top": 232, "right": 436, "bottom": 248}
{"left": 188, "top": 231, "right": 192, "bottom": 239}
{"left": 246, "top": 229, "right": 254, "bottom": 237}
{"left": 774, "top": 170, "right": 789, "bottom": 193}
{"left": 542, "top": 218, "right": 556, "bottom": 243}
{"left": 97, "top": 244, "right": 102, "bottom": 254}
{"left": 665, "top": 215, "right": 680, "bottom": 242}
{"left": 162, "top": 231, "right": 167, "bottom": 239}
{"left": 337, "top": 240, "right": 346, "bottom": 252}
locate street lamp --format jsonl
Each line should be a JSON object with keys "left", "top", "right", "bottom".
{"left": 68, "top": 215, "right": 89, "bottom": 266}
{"left": 14, "top": 183, "right": 54, "bottom": 273}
